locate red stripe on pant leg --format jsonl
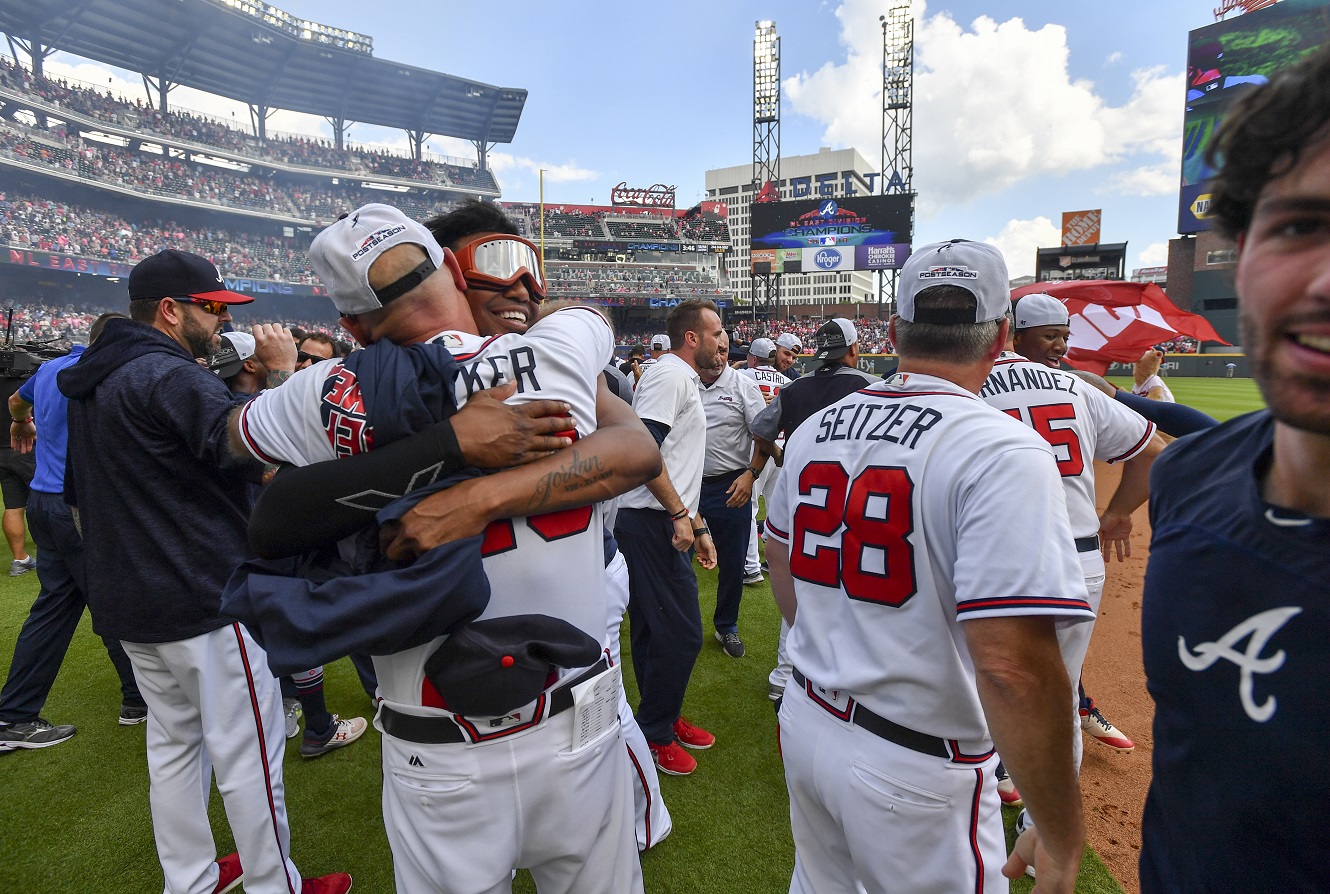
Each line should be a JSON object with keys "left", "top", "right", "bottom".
{"left": 232, "top": 623, "right": 297, "bottom": 894}
{"left": 625, "top": 744, "right": 653, "bottom": 849}
{"left": 969, "top": 768, "right": 985, "bottom": 894}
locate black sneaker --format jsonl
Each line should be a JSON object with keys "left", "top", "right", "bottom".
{"left": 0, "top": 718, "right": 76, "bottom": 750}
{"left": 119, "top": 704, "right": 149, "bottom": 726}
{"left": 714, "top": 630, "right": 746, "bottom": 659}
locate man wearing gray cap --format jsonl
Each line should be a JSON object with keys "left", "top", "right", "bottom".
{"left": 774, "top": 332, "right": 803, "bottom": 379}
{"left": 232, "top": 203, "right": 649, "bottom": 893}
{"left": 766, "top": 240, "right": 1090, "bottom": 893}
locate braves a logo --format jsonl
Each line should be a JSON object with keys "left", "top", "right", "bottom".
{"left": 1177, "top": 607, "right": 1302, "bottom": 723}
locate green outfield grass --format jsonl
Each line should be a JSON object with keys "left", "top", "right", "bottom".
{"left": 1106, "top": 376, "right": 1265, "bottom": 422}
{"left": 0, "top": 542, "right": 1124, "bottom": 893}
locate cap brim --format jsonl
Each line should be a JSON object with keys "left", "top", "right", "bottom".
{"left": 814, "top": 346, "right": 849, "bottom": 361}
{"left": 187, "top": 288, "right": 255, "bottom": 305}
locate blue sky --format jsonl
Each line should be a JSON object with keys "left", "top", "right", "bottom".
{"left": 43, "top": 1, "right": 1218, "bottom": 278}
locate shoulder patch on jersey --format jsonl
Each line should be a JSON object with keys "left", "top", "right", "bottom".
{"left": 320, "top": 364, "right": 375, "bottom": 458}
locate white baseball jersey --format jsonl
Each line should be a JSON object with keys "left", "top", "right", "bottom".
{"left": 740, "top": 364, "right": 792, "bottom": 406}
{"left": 239, "top": 306, "right": 615, "bottom": 706}
{"left": 980, "top": 354, "right": 1156, "bottom": 539}
{"left": 1133, "top": 373, "right": 1176, "bottom": 402}
{"left": 618, "top": 353, "right": 706, "bottom": 515}
{"left": 700, "top": 365, "right": 766, "bottom": 476}
{"left": 766, "top": 372, "right": 1093, "bottom": 744}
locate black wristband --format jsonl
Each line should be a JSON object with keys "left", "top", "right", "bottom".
{"left": 693, "top": 526, "right": 710, "bottom": 537}
{"left": 670, "top": 507, "right": 689, "bottom": 521}
{"left": 746, "top": 466, "right": 762, "bottom": 478}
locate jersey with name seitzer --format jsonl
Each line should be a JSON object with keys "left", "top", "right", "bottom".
{"left": 1139, "top": 411, "right": 1328, "bottom": 893}
{"left": 238, "top": 307, "right": 615, "bottom": 710}
{"left": 979, "top": 354, "right": 1155, "bottom": 538}
{"left": 765, "top": 372, "right": 1093, "bottom": 744}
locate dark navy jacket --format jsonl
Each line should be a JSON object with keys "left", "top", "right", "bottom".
{"left": 58, "top": 318, "right": 254, "bottom": 643}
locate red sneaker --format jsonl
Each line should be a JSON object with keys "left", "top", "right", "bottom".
{"left": 673, "top": 715, "right": 715, "bottom": 750}
{"left": 302, "top": 872, "right": 353, "bottom": 894}
{"left": 212, "top": 853, "right": 243, "bottom": 894}
{"left": 649, "top": 740, "right": 697, "bottom": 776}
{"left": 996, "top": 772, "right": 1023, "bottom": 807}
{"left": 1080, "top": 707, "right": 1135, "bottom": 752}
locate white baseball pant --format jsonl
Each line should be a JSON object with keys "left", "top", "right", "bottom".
{"left": 121, "top": 623, "right": 301, "bottom": 894}
{"left": 606, "top": 548, "right": 672, "bottom": 850}
{"left": 1057, "top": 549, "right": 1108, "bottom": 771}
{"left": 778, "top": 683, "right": 1006, "bottom": 894}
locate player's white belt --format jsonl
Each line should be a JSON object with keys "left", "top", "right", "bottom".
{"left": 793, "top": 668, "right": 995, "bottom": 765}
{"left": 1074, "top": 535, "right": 1100, "bottom": 553}
{"left": 378, "top": 657, "right": 610, "bottom": 745}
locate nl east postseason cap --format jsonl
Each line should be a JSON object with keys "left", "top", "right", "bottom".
{"left": 650, "top": 333, "right": 671, "bottom": 351}
{"left": 775, "top": 332, "right": 802, "bottom": 352}
{"left": 128, "top": 249, "right": 253, "bottom": 305}
{"left": 898, "top": 240, "right": 1010, "bottom": 324}
{"left": 308, "top": 203, "right": 445, "bottom": 316}
{"left": 209, "top": 331, "right": 256, "bottom": 379}
{"left": 1014, "top": 292, "right": 1070, "bottom": 329}
{"left": 812, "top": 318, "right": 857, "bottom": 362}
{"left": 749, "top": 337, "right": 777, "bottom": 361}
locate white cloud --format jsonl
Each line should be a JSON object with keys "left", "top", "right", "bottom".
{"left": 1106, "top": 160, "right": 1178, "bottom": 196}
{"left": 1138, "top": 241, "right": 1169, "bottom": 266}
{"left": 783, "top": 1, "right": 1184, "bottom": 213}
{"left": 1105, "top": 51, "right": 1123, "bottom": 65}
{"left": 984, "top": 216, "right": 1061, "bottom": 279}
{"left": 488, "top": 153, "right": 598, "bottom": 183}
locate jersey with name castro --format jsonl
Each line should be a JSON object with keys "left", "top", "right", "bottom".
{"left": 765, "top": 372, "right": 1093, "bottom": 743}
{"left": 979, "top": 355, "right": 1155, "bottom": 538}
{"left": 239, "top": 306, "right": 614, "bottom": 710}
{"left": 739, "top": 364, "right": 792, "bottom": 405}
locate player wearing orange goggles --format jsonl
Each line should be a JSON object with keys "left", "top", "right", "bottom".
{"left": 451, "top": 234, "right": 547, "bottom": 301}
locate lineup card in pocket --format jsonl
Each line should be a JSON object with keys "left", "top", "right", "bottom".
{"left": 570, "top": 664, "right": 621, "bottom": 752}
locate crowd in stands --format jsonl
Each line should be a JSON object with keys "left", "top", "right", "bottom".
{"left": 500, "top": 203, "right": 731, "bottom": 244}
{"left": 546, "top": 262, "right": 724, "bottom": 297}
{"left": 0, "top": 57, "right": 499, "bottom": 191}
{"left": 605, "top": 218, "right": 673, "bottom": 241}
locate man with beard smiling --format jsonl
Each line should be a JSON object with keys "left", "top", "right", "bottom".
{"left": 1129, "top": 48, "right": 1330, "bottom": 892}
{"left": 57, "top": 250, "right": 353, "bottom": 893}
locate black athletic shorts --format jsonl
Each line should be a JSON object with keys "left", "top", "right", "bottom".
{"left": 0, "top": 447, "right": 36, "bottom": 510}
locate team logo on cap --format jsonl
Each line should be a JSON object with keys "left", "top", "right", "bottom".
{"left": 918, "top": 265, "right": 978, "bottom": 279}
{"left": 351, "top": 225, "right": 408, "bottom": 260}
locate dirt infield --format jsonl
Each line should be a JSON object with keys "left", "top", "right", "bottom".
{"left": 1080, "top": 462, "right": 1155, "bottom": 894}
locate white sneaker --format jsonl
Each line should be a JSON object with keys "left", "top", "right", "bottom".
{"left": 1080, "top": 707, "right": 1135, "bottom": 752}
{"left": 283, "top": 698, "right": 302, "bottom": 740}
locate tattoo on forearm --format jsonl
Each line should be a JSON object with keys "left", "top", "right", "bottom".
{"left": 529, "top": 449, "right": 613, "bottom": 512}
{"left": 266, "top": 370, "right": 293, "bottom": 388}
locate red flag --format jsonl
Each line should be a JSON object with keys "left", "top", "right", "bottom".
{"left": 1010, "top": 280, "right": 1231, "bottom": 375}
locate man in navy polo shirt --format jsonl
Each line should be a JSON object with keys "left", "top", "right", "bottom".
{"left": 1136, "top": 47, "right": 1330, "bottom": 892}
{"left": 0, "top": 313, "right": 146, "bottom": 751}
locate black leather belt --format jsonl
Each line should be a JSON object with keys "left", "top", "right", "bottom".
{"left": 1075, "top": 535, "right": 1100, "bottom": 553}
{"left": 379, "top": 657, "right": 610, "bottom": 745}
{"left": 702, "top": 469, "right": 746, "bottom": 485}
{"left": 793, "top": 668, "right": 949, "bottom": 759}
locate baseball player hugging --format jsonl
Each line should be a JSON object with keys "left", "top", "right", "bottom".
{"left": 235, "top": 204, "right": 643, "bottom": 894}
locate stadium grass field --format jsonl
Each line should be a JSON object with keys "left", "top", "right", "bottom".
{"left": 0, "top": 378, "right": 1265, "bottom": 892}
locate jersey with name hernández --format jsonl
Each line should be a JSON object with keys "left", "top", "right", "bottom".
{"left": 765, "top": 372, "right": 1093, "bottom": 743}
{"left": 238, "top": 307, "right": 614, "bottom": 710}
{"left": 979, "top": 354, "right": 1155, "bottom": 539}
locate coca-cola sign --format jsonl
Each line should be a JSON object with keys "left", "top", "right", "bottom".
{"left": 611, "top": 182, "right": 676, "bottom": 208}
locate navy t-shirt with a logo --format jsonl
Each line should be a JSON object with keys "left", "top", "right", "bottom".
{"left": 1140, "top": 411, "right": 1328, "bottom": 893}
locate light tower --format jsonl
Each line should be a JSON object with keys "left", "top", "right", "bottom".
{"left": 879, "top": 7, "right": 915, "bottom": 317}
{"left": 752, "top": 20, "right": 781, "bottom": 324}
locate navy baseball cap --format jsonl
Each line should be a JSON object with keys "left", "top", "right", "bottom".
{"left": 128, "top": 249, "right": 253, "bottom": 304}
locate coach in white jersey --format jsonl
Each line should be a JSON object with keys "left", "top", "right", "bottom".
{"left": 766, "top": 240, "right": 1093, "bottom": 894}
{"left": 739, "top": 339, "right": 789, "bottom": 584}
{"left": 236, "top": 204, "right": 643, "bottom": 894}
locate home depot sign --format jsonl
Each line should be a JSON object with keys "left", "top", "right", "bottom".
{"left": 1061, "top": 209, "right": 1102, "bottom": 246}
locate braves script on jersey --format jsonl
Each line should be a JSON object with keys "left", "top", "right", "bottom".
{"left": 239, "top": 307, "right": 615, "bottom": 706}
{"left": 979, "top": 354, "right": 1155, "bottom": 538}
{"left": 766, "top": 372, "right": 1094, "bottom": 743}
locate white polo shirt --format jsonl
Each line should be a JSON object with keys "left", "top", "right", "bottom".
{"left": 699, "top": 365, "right": 766, "bottom": 477}
{"left": 619, "top": 352, "right": 706, "bottom": 514}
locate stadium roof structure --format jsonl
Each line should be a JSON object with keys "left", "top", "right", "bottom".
{"left": 0, "top": 0, "right": 527, "bottom": 148}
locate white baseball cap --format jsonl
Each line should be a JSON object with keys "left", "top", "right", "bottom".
{"left": 209, "top": 331, "right": 256, "bottom": 379}
{"left": 749, "top": 337, "right": 777, "bottom": 360}
{"left": 650, "top": 333, "right": 671, "bottom": 350}
{"left": 1014, "top": 293, "right": 1070, "bottom": 329}
{"left": 775, "top": 332, "right": 802, "bottom": 351}
{"left": 898, "top": 240, "right": 1010, "bottom": 324}
{"left": 812, "top": 318, "right": 857, "bottom": 362}
{"left": 308, "top": 203, "right": 446, "bottom": 316}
